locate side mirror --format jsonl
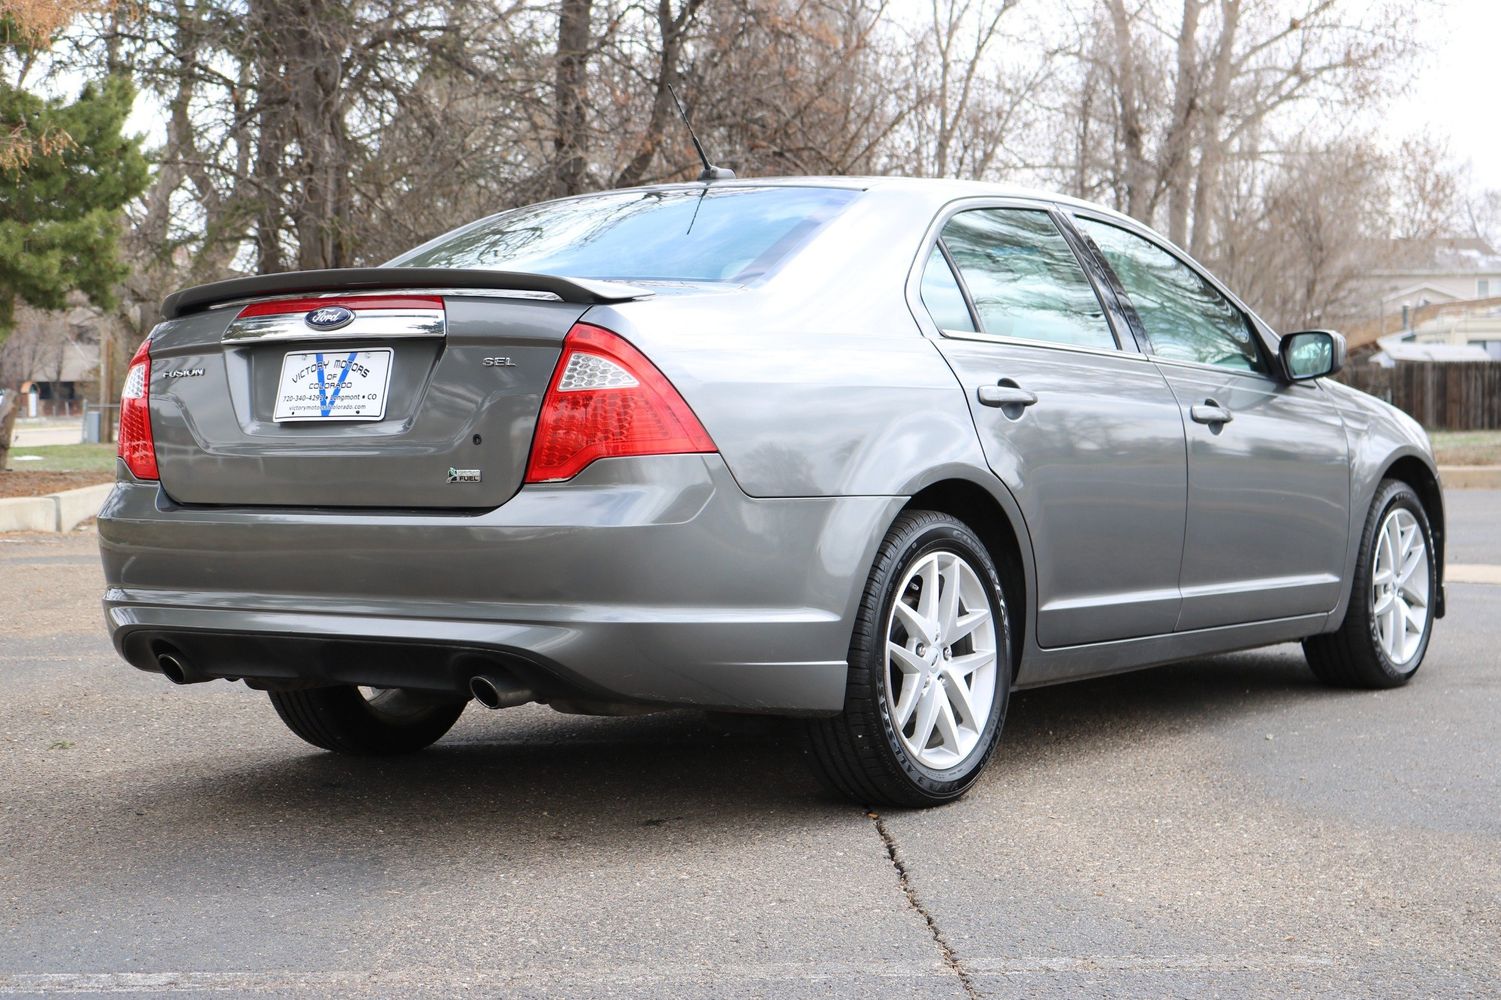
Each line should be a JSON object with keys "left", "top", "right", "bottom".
{"left": 1280, "top": 330, "right": 1345, "bottom": 381}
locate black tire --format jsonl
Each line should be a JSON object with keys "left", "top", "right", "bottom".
{"left": 268, "top": 686, "right": 468, "bottom": 755}
{"left": 1304, "top": 479, "right": 1437, "bottom": 689}
{"left": 803, "top": 510, "right": 1011, "bottom": 808}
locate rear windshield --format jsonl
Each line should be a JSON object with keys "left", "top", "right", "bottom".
{"left": 388, "top": 186, "right": 861, "bottom": 282}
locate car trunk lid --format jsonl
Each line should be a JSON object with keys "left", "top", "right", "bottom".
{"left": 145, "top": 273, "right": 649, "bottom": 509}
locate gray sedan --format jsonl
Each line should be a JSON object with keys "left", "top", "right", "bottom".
{"left": 98, "top": 178, "right": 1444, "bottom": 806}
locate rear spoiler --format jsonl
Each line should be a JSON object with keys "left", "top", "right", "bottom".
{"left": 160, "top": 267, "right": 654, "bottom": 320}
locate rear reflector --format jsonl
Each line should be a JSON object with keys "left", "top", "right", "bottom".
{"left": 524, "top": 323, "right": 716, "bottom": 483}
{"left": 118, "top": 337, "right": 158, "bottom": 480}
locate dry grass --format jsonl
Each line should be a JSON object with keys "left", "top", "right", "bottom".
{"left": 1431, "top": 431, "right": 1501, "bottom": 466}
{"left": 0, "top": 0, "right": 99, "bottom": 44}
{"left": 0, "top": 0, "right": 107, "bottom": 169}
{"left": 0, "top": 470, "right": 112, "bottom": 500}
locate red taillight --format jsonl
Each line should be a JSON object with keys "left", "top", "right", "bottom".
{"left": 524, "top": 323, "right": 716, "bottom": 483}
{"left": 118, "top": 337, "right": 158, "bottom": 480}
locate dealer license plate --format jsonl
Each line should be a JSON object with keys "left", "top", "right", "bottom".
{"left": 273, "top": 348, "right": 393, "bottom": 422}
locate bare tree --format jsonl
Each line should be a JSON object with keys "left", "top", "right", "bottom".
{"left": 1047, "top": 0, "right": 1437, "bottom": 329}
{"left": 1066, "top": 0, "right": 1415, "bottom": 247}
{"left": 1215, "top": 139, "right": 1389, "bottom": 329}
{"left": 881, "top": 0, "right": 1048, "bottom": 180}
{"left": 40, "top": 0, "right": 1464, "bottom": 353}
{"left": 1389, "top": 134, "right": 1466, "bottom": 242}
{"left": 610, "top": 0, "right": 706, "bottom": 188}
{"left": 555, "top": 0, "right": 594, "bottom": 194}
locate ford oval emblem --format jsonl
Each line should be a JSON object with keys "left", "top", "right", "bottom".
{"left": 305, "top": 305, "right": 355, "bottom": 331}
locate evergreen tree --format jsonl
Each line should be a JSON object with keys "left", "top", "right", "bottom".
{"left": 0, "top": 75, "right": 148, "bottom": 330}
{"left": 0, "top": 10, "right": 148, "bottom": 467}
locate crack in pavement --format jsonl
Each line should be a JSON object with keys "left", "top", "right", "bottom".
{"left": 867, "top": 808, "right": 980, "bottom": 1000}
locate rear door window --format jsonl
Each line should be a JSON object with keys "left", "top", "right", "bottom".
{"left": 939, "top": 208, "right": 1117, "bottom": 351}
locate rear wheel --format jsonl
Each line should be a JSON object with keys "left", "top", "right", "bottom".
{"left": 268, "top": 685, "right": 468, "bottom": 755}
{"left": 803, "top": 510, "right": 1010, "bottom": 807}
{"left": 1304, "top": 480, "right": 1436, "bottom": 688}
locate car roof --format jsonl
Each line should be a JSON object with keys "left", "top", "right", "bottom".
{"left": 614, "top": 175, "right": 1137, "bottom": 227}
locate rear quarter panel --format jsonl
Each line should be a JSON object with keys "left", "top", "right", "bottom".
{"left": 586, "top": 188, "right": 1048, "bottom": 686}
{"left": 585, "top": 187, "right": 988, "bottom": 500}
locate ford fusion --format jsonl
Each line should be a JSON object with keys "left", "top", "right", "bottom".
{"left": 99, "top": 178, "right": 1445, "bottom": 806}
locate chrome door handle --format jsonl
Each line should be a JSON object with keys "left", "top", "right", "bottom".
{"left": 1189, "top": 400, "right": 1233, "bottom": 425}
{"left": 977, "top": 383, "right": 1038, "bottom": 408}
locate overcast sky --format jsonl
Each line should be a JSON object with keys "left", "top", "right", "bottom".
{"left": 1386, "top": 0, "right": 1501, "bottom": 191}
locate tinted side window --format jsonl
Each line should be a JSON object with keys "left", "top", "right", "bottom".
{"left": 920, "top": 247, "right": 977, "bottom": 332}
{"left": 1076, "top": 218, "right": 1263, "bottom": 372}
{"left": 940, "top": 209, "right": 1116, "bottom": 350}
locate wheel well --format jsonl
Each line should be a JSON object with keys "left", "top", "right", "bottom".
{"left": 904, "top": 480, "right": 1027, "bottom": 678}
{"left": 1384, "top": 455, "right": 1446, "bottom": 580}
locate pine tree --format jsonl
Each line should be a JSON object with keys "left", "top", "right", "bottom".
{"left": 0, "top": 8, "right": 148, "bottom": 468}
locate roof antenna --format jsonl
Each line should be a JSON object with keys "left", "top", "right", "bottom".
{"left": 668, "top": 83, "right": 735, "bottom": 182}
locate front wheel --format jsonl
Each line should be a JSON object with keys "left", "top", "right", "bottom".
{"left": 1304, "top": 479, "right": 1437, "bottom": 688}
{"left": 803, "top": 510, "right": 1010, "bottom": 807}
{"left": 268, "top": 685, "right": 468, "bottom": 755}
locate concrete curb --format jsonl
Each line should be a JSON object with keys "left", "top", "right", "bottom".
{"left": 0, "top": 496, "right": 57, "bottom": 533}
{"left": 53, "top": 483, "right": 115, "bottom": 532}
{"left": 1448, "top": 563, "right": 1501, "bottom": 585}
{"left": 0, "top": 483, "right": 114, "bottom": 534}
{"left": 1438, "top": 466, "right": 1501, "bottom": 490}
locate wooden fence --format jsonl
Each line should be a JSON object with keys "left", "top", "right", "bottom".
{"left": 1334, "top": 362, "right": 1501, "bottom": 430}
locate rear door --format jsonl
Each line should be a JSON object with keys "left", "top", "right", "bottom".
{"left": 920, "top": 204, "right": 1188, "bottom": 647}
{"left": 148, "top": 293, "right": 588, "bottom": 508}
{"left": 1070, "top": 214, "right": 1351, "bottom": 630}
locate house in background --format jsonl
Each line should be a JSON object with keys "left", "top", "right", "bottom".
{"left": 18, "top": 339, "right": 98, "bottom": 417}
{"left": 1, "top": 305, "right": 101, "bottom": 418}
{"left": 1371, "top": 237, "right": 1501, "bottom": 321}
{"left": 1368, "top": 302, "right": 1501, "bottom": 366}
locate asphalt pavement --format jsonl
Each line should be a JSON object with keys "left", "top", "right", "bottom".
{"left": 1445, "top": 489, "right": 1501, "bottom": 565}
{"left": 2, "top": 494, "right": 1499, "bottom": 998}
{"left": 8, "top": 420, "right": 84, "bottom": 449}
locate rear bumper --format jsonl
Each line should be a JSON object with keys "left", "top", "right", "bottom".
{"left": 99, "top": 455, "right": 902, "bottom": 713}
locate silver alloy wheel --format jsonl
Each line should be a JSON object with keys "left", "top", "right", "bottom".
{"left": 1371, "top": 507, "right": 1430, "bottom": 667}
{"left": 884, "top": 550, "right": 999, "bottom": 770}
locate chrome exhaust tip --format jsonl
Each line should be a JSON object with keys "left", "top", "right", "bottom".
{"left": 157, "top": 652, "right": 191, "bottom": 685}
{"left": 469, "top": 673, "right": 535, "bottom": 710}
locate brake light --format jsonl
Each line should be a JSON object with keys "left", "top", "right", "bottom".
{"left": 118, "top": 337, "right": 158, "bottom": 480}
{"left": 524, "top": 323, "right": 716, "bottom": 483}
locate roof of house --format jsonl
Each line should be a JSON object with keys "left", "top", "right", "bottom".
{"left": 1378, "top": 282, "right": 1461, "bottom": 304}
{"left": 1372, "top": 334, "right": 1493, "bottom": 363}
{"left": 1372, "top": 236, "right": 1501, "bottom": 275}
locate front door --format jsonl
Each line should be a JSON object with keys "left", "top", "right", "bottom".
{"left": 919, "top": 206, "right": 1189, "bottom": 647}
{"left": 1072, "top": 216, "right": 1351, "bottom": 631}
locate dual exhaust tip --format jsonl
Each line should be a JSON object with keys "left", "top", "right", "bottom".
{"left": 156, "top": 649, "right": 533, "bottom": 709}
